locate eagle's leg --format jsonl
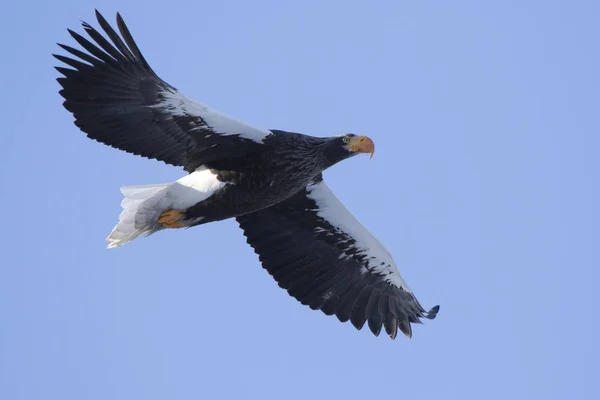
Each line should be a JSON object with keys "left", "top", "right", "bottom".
{"left": 158, "top": 209, "right": 187, "bottom": 229}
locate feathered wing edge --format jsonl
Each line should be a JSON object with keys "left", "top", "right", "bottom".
{"left": 54, "top": 10, "right": 272, "bottom": 170}
{"left": 53, "top": 10, "right": 193, "bottom": 167}
{"left": 237, "top": 176, "right": 439, "bottom": 340}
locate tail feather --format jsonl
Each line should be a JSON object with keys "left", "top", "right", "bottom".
{"left": 121, "top": 184, "right": 169, "bottom": 198}
{"left": 106, "top": 183, "right": 170, "bottom": 248}
{"left": 105, "top": 167, "right": 226, "bottom": 248}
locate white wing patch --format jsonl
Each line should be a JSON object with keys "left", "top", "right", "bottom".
{"left": 153, "top": 89, "right": 271, "bottom": 143}
{"left": 306, "top": 180, "right": 410, "bottom": 291}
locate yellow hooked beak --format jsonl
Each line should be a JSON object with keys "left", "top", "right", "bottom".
{"left": 345, "top": 136, "right": 375, "bottom": 159}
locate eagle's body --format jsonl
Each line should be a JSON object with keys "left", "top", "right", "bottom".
{"left": 186, "top": 131, "right": 342, "bottom": 224}
{"left": 54, "top": 10, "right": 439, "bottom": 340}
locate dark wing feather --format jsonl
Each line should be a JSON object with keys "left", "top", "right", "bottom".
{"left": 54, "top": 10, "right": 271, "bottom": 171}
{"left": 237, "top": 175, "right": 439, "bottom": 339}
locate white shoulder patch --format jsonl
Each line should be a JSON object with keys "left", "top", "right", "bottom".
{"left": 306, "top": 180, "right": 410, "bottom": 291}
{"left": 153, "top": 89, "right": 271, "bottom": 143}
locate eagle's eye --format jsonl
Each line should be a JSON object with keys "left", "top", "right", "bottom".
{"left": 342, "top": 136, "right": 351, "bottom": 144}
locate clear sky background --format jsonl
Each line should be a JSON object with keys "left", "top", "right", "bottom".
{"left": 0, "top": 0, "right": 598, "bottom": 399}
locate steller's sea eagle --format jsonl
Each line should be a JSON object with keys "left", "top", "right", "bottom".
{"left": 54, "top": 10, "right": 439, "bottom": 339}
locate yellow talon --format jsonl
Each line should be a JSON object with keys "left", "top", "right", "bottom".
{"left": 158, "top": 209, "right": 186, "bottom": 229}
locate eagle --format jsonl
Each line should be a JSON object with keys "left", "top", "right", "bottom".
{"left": 54, "top": 10, "right": 439, "bottom": 339}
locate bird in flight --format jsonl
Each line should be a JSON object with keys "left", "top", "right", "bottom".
{"left": 54, "top": 10, "right": 439, "bottom": 339}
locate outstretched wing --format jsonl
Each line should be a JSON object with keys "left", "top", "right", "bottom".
{"left": 237, "top": 175, "right": 439, "bottom": 339}
{"left": 54, "top": 10, "right": 272, "bottom": 171}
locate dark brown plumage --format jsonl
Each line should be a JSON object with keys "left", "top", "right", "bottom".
{"left": 54, "top": 10, "right": 439, "bottom": 339}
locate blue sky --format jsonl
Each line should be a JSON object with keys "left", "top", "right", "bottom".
{"left": 1, "top": 0, "right": 598, "bottom": 399}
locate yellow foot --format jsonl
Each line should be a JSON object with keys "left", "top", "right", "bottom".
{"left": 158, "top": 209, "right": 186, "bottom": 229}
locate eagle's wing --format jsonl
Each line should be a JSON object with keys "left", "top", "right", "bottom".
{"left": 237, "top": 174, "right": 439, "bottom": 339}
{"left": 54, "top": 11, "right": 271, "bottom": 171}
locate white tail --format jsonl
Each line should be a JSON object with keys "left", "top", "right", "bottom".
{"left": 105, "top": 167, "right": 228, "bottom": 249}
{"left": 105, "top": 183, "right": 171, "bottom": 248}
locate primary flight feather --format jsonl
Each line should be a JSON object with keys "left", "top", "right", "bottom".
{"left": 54, "top": 10, "right": 439, "bottom": 339}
